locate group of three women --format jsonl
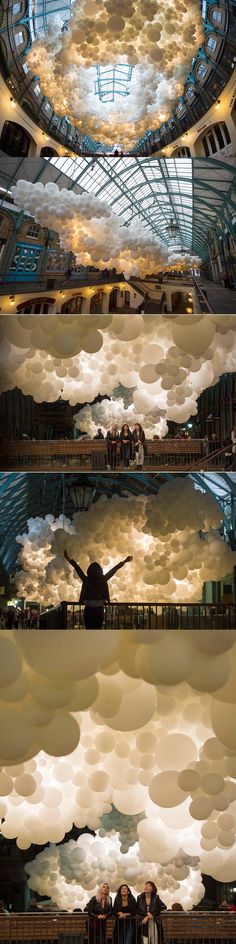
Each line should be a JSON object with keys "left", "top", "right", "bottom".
{"left": 107, "top": 424, "right": 146, "bottom": 469}
{"left": 86, "top": 882, "right": 166, "bottom": 944}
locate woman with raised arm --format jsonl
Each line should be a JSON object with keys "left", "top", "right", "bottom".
{"left": 64, "top": 549, "right": 133, "bottom": 628}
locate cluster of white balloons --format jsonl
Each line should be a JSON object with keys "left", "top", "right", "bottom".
{"left": 11, "top": 180, "right": 200, "bottom": 278}
{"left": 1, "top": 630, "right": 236, "bottom": 905}
{"left": 25, "top": 833, "right": 204, "bottom": 911}
{"left": 15, "top": 477, "right": 236, "bottom": 604}
{"left": 27, "top": 1, "right": 203, "bottom": 148}
{"left": 73, "top": 400, "right": 169, "bottom": 439}
{"left": 1, "top": 314, "right": 236, "bottom": 429}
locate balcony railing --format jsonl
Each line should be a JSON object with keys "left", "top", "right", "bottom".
{"left": 0, "top": 911, "right": 236, "bottom": 943}
{"left": 0, "top": 439, "right": 228, "bottom": 472}
{"left": 0, "top": 271, "right": 126, "bottom": 294}
{"left": 192, "top": 278, "right": 214, "bottom": 314}
{"left": 38, "top": 603, "right": 236, "bottom": 630}
{"left": 187, "top": 443, "right": 233, "bottom": 471}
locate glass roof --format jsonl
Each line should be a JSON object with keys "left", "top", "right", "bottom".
{"left": 0, "top": 472, "right": 235, "bottom": 577}
{"left": 95, "top": 66, "right": 133, "bottom": 103}
{"left": 0, "top": 156, "right": 235, "bottom": 261}
{"left": 24, "top": 156, "right": 236, "bottom": 258}
{"left": 31, "top": 0, "right": 71, "bottom": 42}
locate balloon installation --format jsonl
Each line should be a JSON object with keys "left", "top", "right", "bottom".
{"left": 11, "top": 179, "right": 200, "bottom": 278}
{"left": 0, "top": 630, "right": 236, "bottom": 911}
{"left": 1, "top": 314, "right": 236, "bottom": 435}
{"left": 26, "top": 0, "right": 204, "bottom": 148}
{"left": 12, "top": 477, "right": 236, "bottom": 605}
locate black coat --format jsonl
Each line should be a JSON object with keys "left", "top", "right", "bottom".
{"left": 86, "top": 896, "right": 112, "bottom": 917}
{"left": 85, "top": 896, "right": 113, "bottom": 944}
{"left": 119, "top": 430, "right": 133, "bottom": 460}
{"left": 107, "top": 431, "right": 120, "bottom": 446}
{"left": 113, "top": 895, "right": 137, "bottom": 944}
{"left": 137, "top": 894, "right": 166, "bottom": 942}
{"left": 132, "top": 429, "right": 147, "bottom": 456}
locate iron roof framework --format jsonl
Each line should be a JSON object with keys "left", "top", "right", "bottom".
{"left": 0, "top": 155, "right": 235, "bottom": 261}
{"left": 0, "top": 471, "right": 235, "bottom": 577}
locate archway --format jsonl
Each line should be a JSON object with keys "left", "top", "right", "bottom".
{"left": 0, "top": 121, "right": 34, "bottom": 157}
{"left": 90, "top": 291, "right": 104, "bottom": 313}
{"left": 16, "top": 297, "right": 55, "bottom": 313}
{"left": 61, "top": 296, "right": 83, "bottom": 313}
{"left": 40, "top": 147, "right": 59, "bottom": 158}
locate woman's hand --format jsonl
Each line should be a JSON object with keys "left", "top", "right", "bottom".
{"left": 141, "top": 917, "right": 149, "bottom": 925}
{"left": 125, "top": 556, "right": 133, "bottom": 562}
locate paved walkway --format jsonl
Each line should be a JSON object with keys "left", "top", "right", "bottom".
{"left": 198, "top": 280, "right": 236, "bottom": 314}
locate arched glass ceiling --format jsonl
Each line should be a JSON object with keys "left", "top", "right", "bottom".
{"left": 95, "top": 66, "right": 133, "bottom": 103}
{"left": 30, "top": 0, "right": 72, "bottom": 43}
{"left": 1, "top": 155, "right": 235, "bottom": 261}
{"left": 0, "top": 472, "right": 235, "bottom": 577}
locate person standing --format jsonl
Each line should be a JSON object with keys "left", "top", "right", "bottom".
{"left": 132, "top": 424, "right": 146, "bottom": 469}
{"left": 64, "top": 550, "right": 133, "bottom": 628}
{"left": 120, "top": 425, "right": 133, "bottom": 468}
{"left": 85, "top": 883, "right": 113, "bottom": 944}
{"left": 137, "top": 882, "right": 166, "bottom": 944}
{"left": 106, "top": 425, "right": 120, "bottom": 469}
{"left": 113, "top": 885, "right": 137, "bottom": 944}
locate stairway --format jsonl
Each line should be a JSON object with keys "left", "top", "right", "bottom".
{"left": 144, "top": 296, "right": 164, "bottom": 313}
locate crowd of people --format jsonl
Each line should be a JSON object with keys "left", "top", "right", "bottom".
{"left": 1, "top": 606, "right": 38, "bottom": 629}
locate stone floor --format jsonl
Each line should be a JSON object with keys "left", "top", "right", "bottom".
{"left": 198, "top": 279, "right": 236, "bottom": 314}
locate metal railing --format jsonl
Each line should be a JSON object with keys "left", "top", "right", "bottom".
{"left": 0, "top": 440, "right": 224, "bottom": 472}
{"left": 0, "top": 911, "right": 236, "bottom": 943}
{"left": 0, "top": 271, "right": 126, "bottom": 294}
{"left": 187, "top": 443, "right": 233, "bottom": 471}
{"left": 38, "top": 603, "right": 236, "bottom": 630}
{"left": 192, "top": 278, "right": 214, "bottom": 314}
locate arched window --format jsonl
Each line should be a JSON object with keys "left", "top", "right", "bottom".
{"left": 17, "top": 297, "right": 55, "bottom": 313}
{"left": 90, "top": 291, "right": 104, "bottom": 313}
{"left": 211, "top": 8, "right": 223, "bottom": 25}
{"left": 206, "top": 35, "right": 218, "bottom": 54}
{"left": 40, "top": 147, "right": 59, "bottom": 158}
{"left": 0, "top": 121, "right": 32, "bottom": 156}
{"left": 196, "top": 61, "right": 208, "bottom": 81}
{"left": 27, "top": 224, "right": 41, "bottom": 238}
{"left": 175, "top": 147, "right": 191, "bottom": 157}
{"left": 61, "top": 296, "right": 83, "bottom": 313}
{"left": 185, "top": 86, "right": 196, "bottom": 103}
{"left": 202, "top": 122, "right": 231, "bottom": 156}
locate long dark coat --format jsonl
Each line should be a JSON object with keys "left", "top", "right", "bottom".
{"left": 137, "top": 893, "right": 166, "bottom": 943}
